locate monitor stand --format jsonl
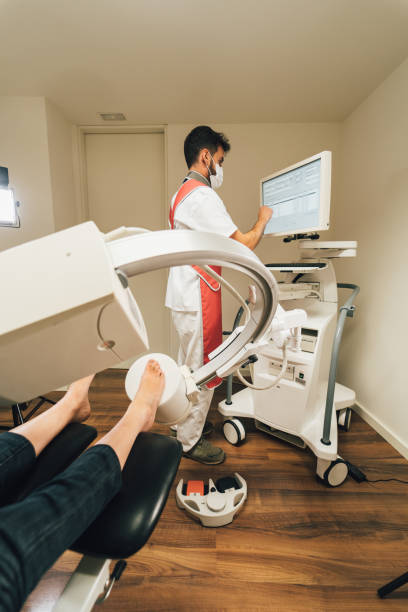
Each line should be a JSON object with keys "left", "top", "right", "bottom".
{"left": 299, "top": 240, "right": 357, "bottom": 259}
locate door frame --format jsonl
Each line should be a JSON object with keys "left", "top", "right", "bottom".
{"left": 72, "top": 124, "right": 168, "bottom": 228}
{"left": 72, "top": 124, "right": 176, "bottom": 358}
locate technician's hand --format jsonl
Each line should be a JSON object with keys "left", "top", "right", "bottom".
{"left": 258, "top": 206, "right": 273, "bottom": 225}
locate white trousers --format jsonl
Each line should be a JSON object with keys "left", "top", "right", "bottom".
{"left": 171, "top": 310, "right": 214, "bottom": 452}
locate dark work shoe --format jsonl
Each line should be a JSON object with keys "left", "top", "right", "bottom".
{"left": 169, "top": 420, "right": 214, "bottom": 438}
{"left": 183, "top": 437, "right": 225, "bottom": 465}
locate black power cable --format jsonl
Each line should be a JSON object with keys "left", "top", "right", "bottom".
{"left": 346, "top": 461, "right": 408, "bottom": 485}
{"left": 367, "top": 477, "right": 408, "bottom": 485}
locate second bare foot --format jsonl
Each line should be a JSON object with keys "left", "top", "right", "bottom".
{"left": 67, "top": 374, "right": 95, "bottom": 423}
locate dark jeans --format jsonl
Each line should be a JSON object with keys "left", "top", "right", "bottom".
{"left": 0, "top": 432, "right": 122, "bottom": 612}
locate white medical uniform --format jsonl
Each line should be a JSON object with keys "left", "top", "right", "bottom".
{"left": 165, "top": 173, "right": 237, "bottom": 451}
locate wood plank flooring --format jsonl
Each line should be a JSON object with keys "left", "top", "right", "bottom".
{"left": 2, "top": 369, "right": 407, "bottom": 611}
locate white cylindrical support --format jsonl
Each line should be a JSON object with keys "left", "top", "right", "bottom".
{"left": 125, "top": 353, "right": 191, "bottom": 425}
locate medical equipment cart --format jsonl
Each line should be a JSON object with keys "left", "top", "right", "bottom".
{"left": 219, "top": 240, "right": 360, "bottom": 487}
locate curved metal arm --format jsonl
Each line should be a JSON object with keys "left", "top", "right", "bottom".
{"left": 107, "top": 230, "right": 279, "bottom": 387}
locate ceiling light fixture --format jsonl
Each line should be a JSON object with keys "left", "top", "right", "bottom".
{"left": 99, "top": 113, "right": 127, "bottom": 121}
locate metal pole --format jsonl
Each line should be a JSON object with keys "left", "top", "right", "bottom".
{"left": 321, "top": 283, "right": 360, "bottom": 445}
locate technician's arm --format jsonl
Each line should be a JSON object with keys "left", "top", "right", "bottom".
{"left": 230, "top": 206, "right": 272, "bottom": 251}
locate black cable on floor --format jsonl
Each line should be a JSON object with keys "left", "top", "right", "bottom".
{"left": 367, "top": 477, "right": 408, "bottom": 485}
{"left": 346, "top": 461, "right": 408, "bottom": 485}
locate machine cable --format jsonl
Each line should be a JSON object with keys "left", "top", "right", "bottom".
{"left": 235, "top": 338, "right": 289, "bottom": 391}
{"left": 201, "top": 265, "right": 293, "bottom": 391}
{"left": 203, "top": 265, "right": 251, "bottom": 324}
{"left": 346, "top": 461, "right": 408, "bottom": 485}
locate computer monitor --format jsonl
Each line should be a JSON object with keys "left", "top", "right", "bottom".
{"left": 260, "top": 151, "right": 331, "bottom": 237}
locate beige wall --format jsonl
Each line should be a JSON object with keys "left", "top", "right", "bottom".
{"left": 166, "top": 123, "right": 341, "bottom": 336}
{"left": 85, "top": 132, "right": 169, "bottom": 359}
{"left": 333, "top": 57, "right": 408, "bottom": 457}
{"left": 0, "top": 96, "right": 77, "bottom": 252}
{"left": 45, "top": 99, "right": 77, "bottom": 231}
{"left": 0, "top": 97, "right": 55, "bottom": 251}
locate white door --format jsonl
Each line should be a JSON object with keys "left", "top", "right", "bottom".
{"left": 85, "top": 132, "right": 168, "bottom": 366}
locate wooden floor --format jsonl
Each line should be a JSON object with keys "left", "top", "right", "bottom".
{"left": 5, "top": 369, "right": 408, "bottom": 611}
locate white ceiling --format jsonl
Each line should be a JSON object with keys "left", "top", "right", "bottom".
{"left": 1, "top": 0, "right": 408, "bottom": 125}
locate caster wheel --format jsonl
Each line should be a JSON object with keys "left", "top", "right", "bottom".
{"left": 223, "top": 418, "right": 246, "bottom": 446}
{"left": 338, "top": 407, "right": 352, "bottom": 431}
{"left": 317, "top": 457, "right": 348, "bottom": 487}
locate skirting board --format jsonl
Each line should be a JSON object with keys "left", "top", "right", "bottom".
{"left": 354, "top": 401, "right": 408, "bottom": 460}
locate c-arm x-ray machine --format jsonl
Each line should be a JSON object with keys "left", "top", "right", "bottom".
{"left": 0, "top": 152, "right": 359, "bottom": 491}
{"left": 0, "top": 215, "right": 357, "bottom": 488}
{"left": 0, "top": 221, "right": 284, "bottom": 407}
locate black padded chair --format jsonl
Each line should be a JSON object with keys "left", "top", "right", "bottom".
{"left": 58, "top": 430, "right": 182, "bottom": 609}
{"left": 72, "top": 431, "right": 182, "bottom": 559}
{"left": 2, "top": 424, "right": 182, "bottom": 608}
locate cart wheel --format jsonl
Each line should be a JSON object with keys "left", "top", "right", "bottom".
{"left": 318, "top": 458, "right": 348, "bottom": 487}
{"left": 337, "top": 407, "right": 352, "bottom": 431}
{"left": 223, "top": 418, "right": 246, "bottom": 445}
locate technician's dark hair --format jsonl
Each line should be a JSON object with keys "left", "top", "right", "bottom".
{"left": 184, "top": 125, "right": 231, "bottom": 168}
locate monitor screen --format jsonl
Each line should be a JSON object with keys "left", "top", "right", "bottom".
{"left": 261, "top": 151, "right": 331, "bottom": 237}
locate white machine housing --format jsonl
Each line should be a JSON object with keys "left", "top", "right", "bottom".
{"left": 219, "top": 241, "right": 357, "bottom": 468}
{"left": 0, "top": 222, "right": 148, "bottom": 405}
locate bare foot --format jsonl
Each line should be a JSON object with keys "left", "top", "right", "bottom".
{"left": 66, "top": 374, "right": 95, "bottom": 423}
{"left": 131, "top": 360, "right": 165, "bottom": 431}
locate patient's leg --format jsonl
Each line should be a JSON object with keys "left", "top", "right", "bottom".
{"left": 0, "top": 361, "right": 164, "bottom": 611}
{"left": 0, "top": 377, "right": 94, "bottom": 499}
{"left": 10, "top": 375, "right": 94, "bottom": 457}
{"left": 96, "top": 359, "right": 164, "bottom": 468}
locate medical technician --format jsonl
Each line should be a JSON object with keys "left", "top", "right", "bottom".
{"left": 165, "top": 125, "right": 272, "bottom": 464}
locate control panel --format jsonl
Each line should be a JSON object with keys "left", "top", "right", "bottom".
{"left": 268, "top": 359, "right": 307, "bottom": 385}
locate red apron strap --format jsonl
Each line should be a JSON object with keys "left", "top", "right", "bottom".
{"left": 169, "top": 179, "right": 206, "bottom": 229}
{"left": 199, "top": 264, "right": 223, "bottom": 390}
